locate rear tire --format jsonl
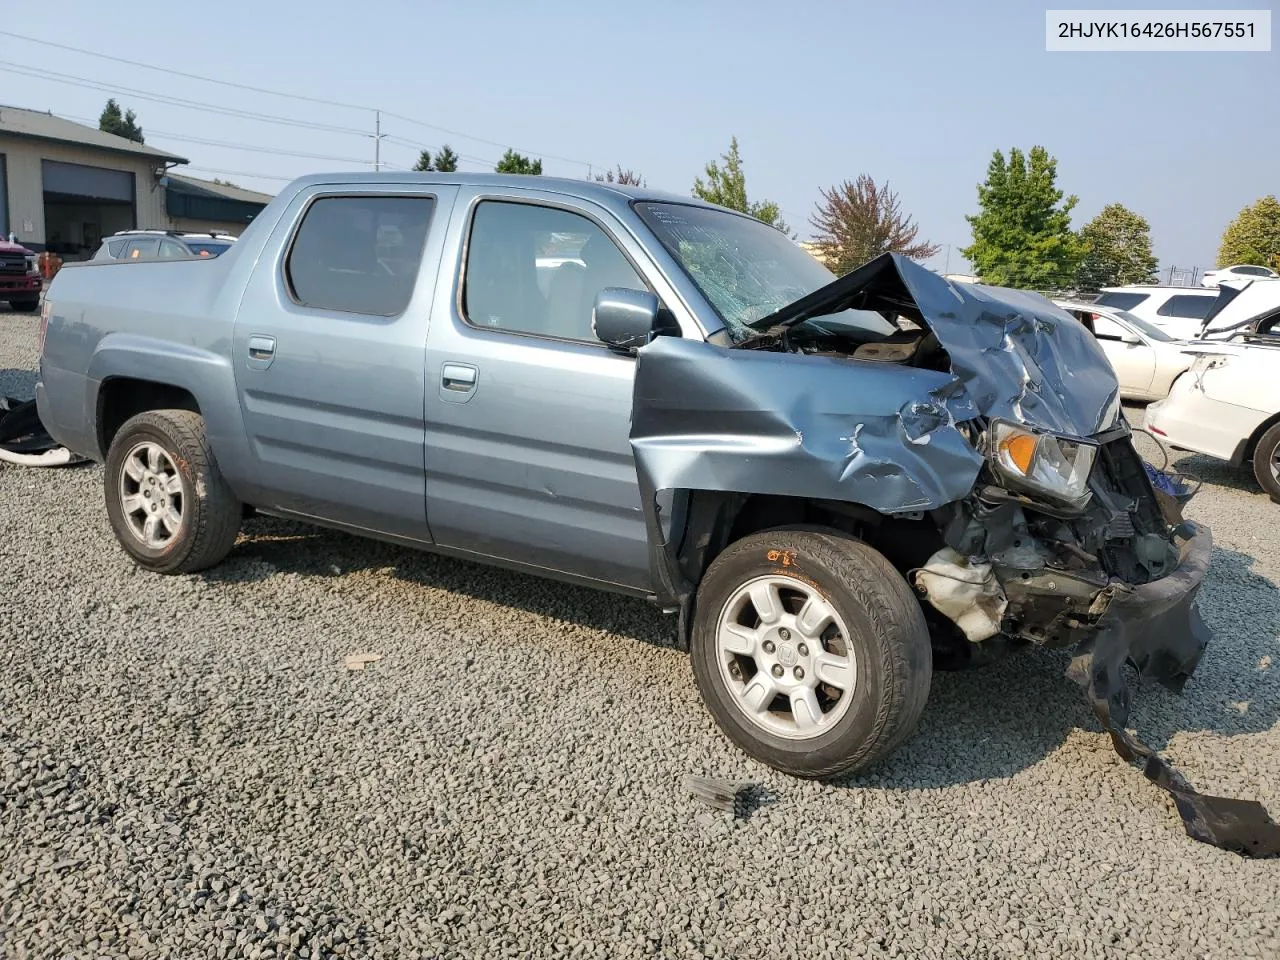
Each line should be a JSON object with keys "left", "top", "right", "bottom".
{"left": 9, "top": 299, "right": 39, "bottom": 313}
{"left": 690, "top": 527, "right": 932, "bottom": 779}
{"left": 104, "top": 409, "right": 242, "bottom": 573}
{"left": 1252, "top": 422, "right": 1280, "bottom": 503}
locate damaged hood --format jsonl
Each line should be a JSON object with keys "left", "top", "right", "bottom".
{"left": 750, "top": 253, "right": 1122, "bottom": 437}
{"left": 629, "top": 254, "right": 1125, "bottom": 536}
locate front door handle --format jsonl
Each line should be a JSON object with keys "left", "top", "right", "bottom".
{"left": 247, "top": 335, "right": 276, "bottom": 369}
{"left": 441, "top": 362, "right": 477, "bottom": 393}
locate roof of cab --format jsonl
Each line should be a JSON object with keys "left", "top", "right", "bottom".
{"left": 277, "top": 171, "right": 728, "bottom": 212}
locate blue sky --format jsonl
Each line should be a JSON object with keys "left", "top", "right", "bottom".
{"left": 2, "top": 1, "right": 1275, "bottom": 274}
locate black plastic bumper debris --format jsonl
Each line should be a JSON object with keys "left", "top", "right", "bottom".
{"left": 0, "top": 397, "right": 78, "bottom": 467}
{"left": 1069, "top": 521, "right": 1280, "bottom": 857}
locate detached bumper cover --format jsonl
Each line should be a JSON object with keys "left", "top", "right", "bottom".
{"left": 1069, "top": 521, "right": 1280, "bottom": 857}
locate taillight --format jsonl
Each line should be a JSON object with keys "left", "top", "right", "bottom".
{"left": 37, "top": 298, "right": 51, "bottom": 355}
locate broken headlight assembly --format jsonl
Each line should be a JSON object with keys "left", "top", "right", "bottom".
{"left": 987, "top": 419, "right": 1097, "bottom": 509}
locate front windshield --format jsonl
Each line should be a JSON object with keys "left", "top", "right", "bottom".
{"left": 634, "top": 201, "right": 892, "bottom": 341}
{"left": 1114, "top": 309, "right": 1177, "bottom": 342}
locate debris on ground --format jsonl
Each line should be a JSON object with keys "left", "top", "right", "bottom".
{"left": 343, "top": 653, "right": 384, "bottom": 672}
{"left": 0, "top": 396, "right": 80, "bottom": 467}
{"left": 684, "top": 775, "right": 752, "bottom": 816}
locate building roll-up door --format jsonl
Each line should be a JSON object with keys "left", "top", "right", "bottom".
{"left": 42, "top": 160, "right": 136, "bottom": 202}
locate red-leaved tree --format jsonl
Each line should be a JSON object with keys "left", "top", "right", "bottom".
{"left": 810, "top": 175, "right": 939, "bottom": 274}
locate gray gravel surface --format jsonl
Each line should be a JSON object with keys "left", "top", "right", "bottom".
{"left": 1, "top": 305, "right": 1277, "bottom": 959}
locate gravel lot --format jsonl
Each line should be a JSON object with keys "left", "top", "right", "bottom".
{"left": 1, "top": 304, "right": 1277, "bottom": 959}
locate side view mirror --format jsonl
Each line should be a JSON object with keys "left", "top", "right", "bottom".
{"left": 593, "top": 287, "right": 663, "bottom": 353}
{"left": 1121, "top": 332, "right": 1143, "bottom": 346}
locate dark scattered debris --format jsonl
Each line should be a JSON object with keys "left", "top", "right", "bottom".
{"left": 1067, "top": 521, "right": 1280, "bottom": 858}
{"left": 0, "top": 396, "right": 78, "bottom": 467}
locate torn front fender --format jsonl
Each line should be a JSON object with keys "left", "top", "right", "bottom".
{"left": 629, "top": 336, "right": 985, "bottom": 607}
{"left": 630, "top": 336, "right": 989, "bottom": 605}
{"left": 631, "top": 336, "right": 983, "bottom": 516}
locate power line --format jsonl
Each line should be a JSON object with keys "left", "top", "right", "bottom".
{"left": 380, "top": 111, "right": 600, "bottom": 170}
{"left": 381, "top": 136, "right": 495, "bottom": 169}
{"left": 0, "top": 29, "right": 374, "bottom": 113}
{"left": 180, "top": 165, "right": 296, "bottom": 183}
{"left": 0, "top": 61, "right": 368, "bottom": 136}
{"left": 153, "top": 134, "right": 372, "bottom": 166}
{"left": 59, "top": 114, "right": 374, "bottom": 165}
{"left": 1, "top": 32, "right": 606, "bottom": 171}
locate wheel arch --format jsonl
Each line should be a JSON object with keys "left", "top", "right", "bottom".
{"left": 96, "top": 377, "right": 201, "bottom": 458}
{"left": 86, "top": 334, "right": 258, "bottom": 496}
{"left": 1240, "top": 409, "right": 1280, "bottom": 467}
{"left": 668, "top": 490, "right": 945, "bottom": 650}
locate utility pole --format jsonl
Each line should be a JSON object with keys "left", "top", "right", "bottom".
{"left": 374, "top": 110, "right": 382, "bottom": 171}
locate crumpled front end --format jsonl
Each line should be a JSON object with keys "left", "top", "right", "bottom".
{"left": 630, "top": 253, "right": 1280, "bottom": 855}
{"left": 914, "top": 424, "right": 1279, "bottom": 856}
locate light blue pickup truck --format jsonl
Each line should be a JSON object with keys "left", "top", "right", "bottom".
{"left": 35, "top": 172, "right": 1212, "bottom": 782}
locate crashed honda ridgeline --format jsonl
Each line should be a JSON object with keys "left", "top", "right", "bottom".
{"left": 36, "top": 180, "right": 1277, "bottom": 855}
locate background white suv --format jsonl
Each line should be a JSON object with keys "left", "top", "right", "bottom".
{"left": 1093, "top": 285, "right": 1220, "bottom": 338}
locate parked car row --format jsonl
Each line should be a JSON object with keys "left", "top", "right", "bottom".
{"left": 1057, "top": 277, "right": 1280, "bottom": 502}
{"left": 1148, "top": 336, "right": 1280, "bottom": 502}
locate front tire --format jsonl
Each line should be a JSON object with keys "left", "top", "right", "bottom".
{"left": 691, "top": 528, "right": 932, "bottom": 779}
{"left": 104, "top": 409, "right": 242, "bottom": 573}
{"left": 1252, "top": 422, "right": 1280, "bottom": 503}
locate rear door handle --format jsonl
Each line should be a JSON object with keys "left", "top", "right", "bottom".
{"left": 247, "top": 335, "right": 276, "bottom": 369}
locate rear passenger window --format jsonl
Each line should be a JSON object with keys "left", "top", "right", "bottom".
{"left": 126, "top": 238, "right": 160, "bottom": 259}
{"left": 1156, "top": 295, "right": 1215, "bottom": 320}
{"left": 286, "top": 195, "right": 435, "bottom": 317}
{"left": 463, "top": 200, "right": 646, "bottom": 341}
{"left": 1095, "top": 292, "right": 1149, "bottom": 310}
{"left": 106, "top": 239, "right": 128, "bottom": 258}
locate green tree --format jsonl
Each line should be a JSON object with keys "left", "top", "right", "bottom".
{"left": 434, "top": 145, "right": 459, "bottom": 173}
{"left": 1075, "top": 203, "right": 1159, "bottom": 290}
{"left": 98, "top": 98, "right": 144, "bottom": 144}
{"left": 1217, "top": 195, "right": 1280, "bottom": 271}
{"left": 809, "top": 174, "right": 939, "bottom": 274}
{"left": 593, "top": 165, "right": 645, "bottom": 186}
{"left": 692, "top": 136, "right": 790, "bottom": 234}
{"left": 413, "top": 146, "right": 459, "bottom": 173}
{"left": 961, "top": 146, "right": 1083, "bottom": 289}
{"left": 495, "top": 149, "right": 542, "bottom": 175}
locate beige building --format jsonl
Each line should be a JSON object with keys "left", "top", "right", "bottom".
{"left": 1, "top": 105, "right": 272, "bottom": 259}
